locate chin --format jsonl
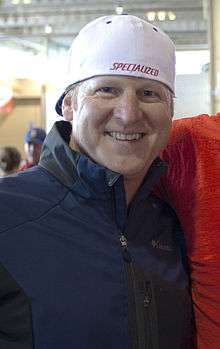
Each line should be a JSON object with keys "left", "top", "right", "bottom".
{"left": 97, "top": 153, "right": 151, "bottom": 177}
{"left": 108, "top": 162, "right": 148, "bottom": 179}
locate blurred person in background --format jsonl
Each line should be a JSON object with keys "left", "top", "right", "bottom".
{"left": 158, "top": 113, "right": 220, "bottom": 349}
{"left": 20, "top": 126, "right": 46, "bottom": 171}
{"left": 0, "top": 146, "right": 21, "bottom": 176}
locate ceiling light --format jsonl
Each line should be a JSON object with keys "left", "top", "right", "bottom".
{"left": 11, "top": 0, "right": 20, "bottom": 4}
{"left": 45, "top": 25, "right": 52, "bottom": 34}
{"left": 23, "top": 0, "right": 32, "bottom": 3}
{"left": 115, "top": 5, "right": 124, "bottom": 15}
{"left": 168, "top": 11, "right": 176, "bottom": 21}
{"left": 157, "top": 11, "right": 166, "bottom": 21}
{"left": 146, "top": 11, "right": 156, "bottom": 22}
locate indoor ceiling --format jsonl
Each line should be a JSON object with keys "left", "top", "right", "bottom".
{"left": 0, "top": 0, "right": 208, "bottom": 52}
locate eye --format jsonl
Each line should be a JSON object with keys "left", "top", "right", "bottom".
{"left": 98, "top": 87, "right": 114, "bottom": 93}
{"left": 95, "top": 86, "right": 118, "bottom": 96}
{"left": 138, "top": 88, "right": 162, "bottom": 102}
{"left": 143, "top": 90, "right": 157, "bottom": 97}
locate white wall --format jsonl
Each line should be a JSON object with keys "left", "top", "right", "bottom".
{"left": 175, "top": 72, "right": 210, "bottom": 118}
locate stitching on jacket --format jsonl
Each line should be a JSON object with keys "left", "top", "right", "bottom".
{"left": 0, "top": 190, "right": 70, "bottom": 235}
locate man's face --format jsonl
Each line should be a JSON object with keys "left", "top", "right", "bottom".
{"left": 24, "top": 142, "right": 42, "bottom": 165}
{"left": 63, "top": 75, "right": 172, "bottom": 180}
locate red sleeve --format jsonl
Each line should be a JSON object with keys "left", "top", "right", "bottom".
{"left": 158, "top": 114, "right": 220, "bottom": 349}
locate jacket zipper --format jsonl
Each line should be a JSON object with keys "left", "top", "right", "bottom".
{"left": 109, "top": 186, "right": 156, "bottom": 348}
{"left": 120, "top": 234, "right": 153, "bottom": 349}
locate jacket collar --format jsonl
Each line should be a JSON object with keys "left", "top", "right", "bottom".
{"left": 39, "top": 121, "right": 166, "bottom": 198}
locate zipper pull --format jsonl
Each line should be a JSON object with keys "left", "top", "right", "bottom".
{"left": 120, "top": 234, "right": 127, "bottom": 247}
{"left": 120, "top": 234, "right": 132, "bottom": 263}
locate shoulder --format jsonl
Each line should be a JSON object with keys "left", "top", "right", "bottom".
{"left": 0, "top": 166, "right": 68, "bottom": 233}
{"left": 170, "top": 113, "right": 220, "bottom": 141}
{"left": 163, "top": 113, "right": 219, "bottom": 161}
{"left": 169, "top": 114, "right": 205, "bottom": 142}
{"left": 162, "top": 116, "right": 196, "bottom": 167}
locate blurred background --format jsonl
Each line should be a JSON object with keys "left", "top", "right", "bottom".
{"left": 0, "top": 0, "right": 219, "bottom": 157}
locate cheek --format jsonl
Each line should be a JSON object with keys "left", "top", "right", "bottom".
{"left": 71, "top": 117, "right": 87, "bottom": 146}
{"left": 74, "top": 100, "right": 111, "bottom": 135}
{"left": 71, "top": 106, "right": 98, "bottom": 149}
{"left": 149, "top": 103, "right": 172, "bottom": 130}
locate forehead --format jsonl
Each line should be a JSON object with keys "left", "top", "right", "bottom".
{"left": 81, "top": 75, "right": 167, "bottom": 90}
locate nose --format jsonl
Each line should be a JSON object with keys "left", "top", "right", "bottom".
{"left": 114, "top": 90, "right": 143, "bottom": 126}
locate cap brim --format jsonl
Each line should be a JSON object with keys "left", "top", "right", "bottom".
{"left": 55, "top": 91, "right": 66, "bottom": 116}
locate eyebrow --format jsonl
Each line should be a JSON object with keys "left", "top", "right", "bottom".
{"left": 93, "top": 78, "right": 153, "bottom": 87}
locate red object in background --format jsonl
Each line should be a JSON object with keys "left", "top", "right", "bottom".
{"left": 0, "top": 98, "right": 13, "bottom": 114}
{"left": 0, "top": 87, "right": 13, "bottom": 115}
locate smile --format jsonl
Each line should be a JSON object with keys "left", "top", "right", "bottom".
{"left": 107, "top": 132, "right": 144, "bottom": 141}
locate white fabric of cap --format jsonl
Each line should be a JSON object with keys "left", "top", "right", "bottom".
{"left": 56, "top": 14, "right": 176, "bottom": 116}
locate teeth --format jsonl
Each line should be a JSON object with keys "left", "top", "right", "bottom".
{"left": 108, "top": 132, "right": 143, "bottom": 141}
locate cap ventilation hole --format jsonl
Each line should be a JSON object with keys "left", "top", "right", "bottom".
{"left": 106, "top": 21, "right": 112, "bottom": 24}
{"left": 153, "top": 27, "right": 158, "bottom": 32}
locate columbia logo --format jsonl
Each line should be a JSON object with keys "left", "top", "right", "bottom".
{"left": 151, "top": 239, "right": 173, "bottom": 252}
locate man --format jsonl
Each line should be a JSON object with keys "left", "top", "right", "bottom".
{"left": 20, "top": 126, "right": 46, "bottom": 170}
{"left": 0, "top": 15, "right": 192, "bottom": 348}
{"left": 159, "top": 113, "right": 220, "bottom": 349}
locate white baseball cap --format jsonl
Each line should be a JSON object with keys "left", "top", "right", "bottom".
{"left": 56, "top": 14, "right": 176, "bottom": 116}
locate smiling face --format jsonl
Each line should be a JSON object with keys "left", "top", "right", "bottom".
{"left": 62, "top": 75, "right": 172, "bottom": 185}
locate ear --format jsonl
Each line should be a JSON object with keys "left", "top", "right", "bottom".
{"left": 170, "top": 98, "right": 174, "bottom": 119}
{"left": 62, "top": 94, "right": 74, "bottom": 121}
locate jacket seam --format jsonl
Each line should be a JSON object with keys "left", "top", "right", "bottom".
{"left": 0, "top": 190, "right": 70, "bottom": 235}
